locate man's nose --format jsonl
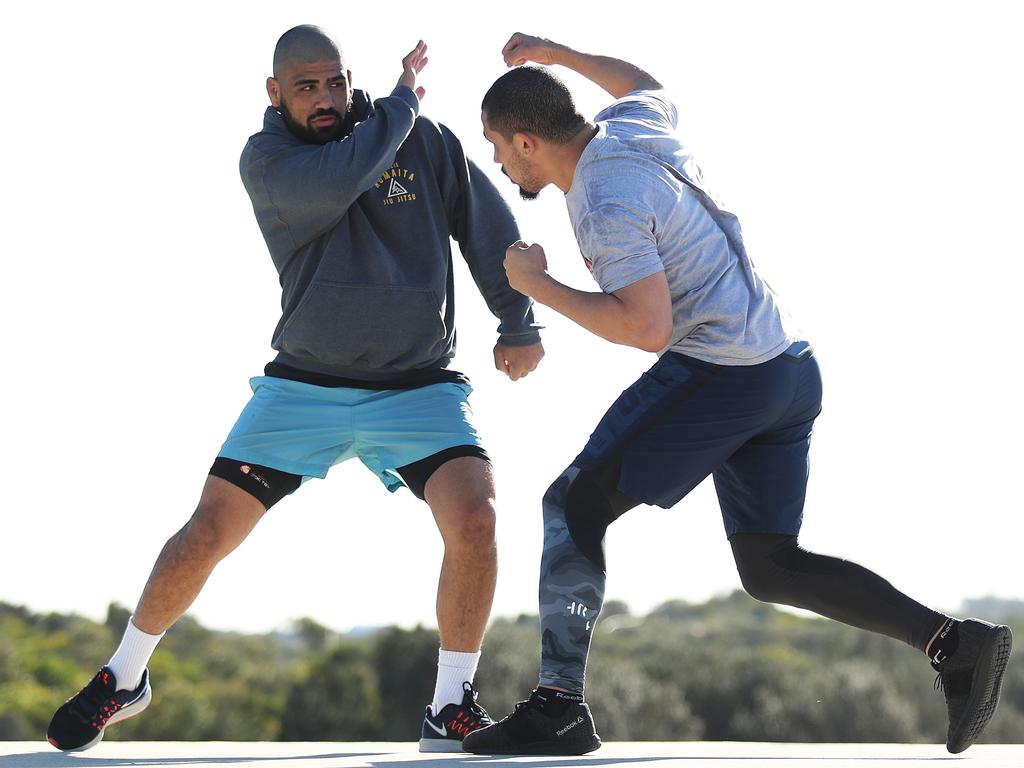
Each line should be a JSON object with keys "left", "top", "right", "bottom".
{"left": 315, "top": 89, "right": 336, "bottom": 109}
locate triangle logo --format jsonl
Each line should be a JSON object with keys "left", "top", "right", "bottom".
{"left": 387, "top": 178, "right": 409, "bottom": 197}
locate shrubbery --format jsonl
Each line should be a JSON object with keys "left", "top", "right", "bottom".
{"left": 2, "top": 593, "right": 1021, "bottom": 743}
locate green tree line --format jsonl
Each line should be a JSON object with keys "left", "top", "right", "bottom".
{"left": 1, "top": 593, "right": 1021, "bottom": 743}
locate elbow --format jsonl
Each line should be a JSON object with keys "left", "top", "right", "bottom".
{"left": 636, "top": 332, "right": 672, "bottom": 353}
{"left": 612, "top": 77, "right": 662, "bottom": 100}
{"left": 629, "top": 72, "right": 663, "bottom": 95}
{"left": 634, "top": 319, "right": 673, "bottom": 353}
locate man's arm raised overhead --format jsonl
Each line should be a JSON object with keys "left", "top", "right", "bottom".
{"left": 500, "top": 33, "right": 661, "bottom": 98}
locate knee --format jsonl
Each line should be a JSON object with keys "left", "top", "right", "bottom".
{"left": 731, "top": 534, "right": 796, "bottom": 605}
{"left": 545, "top": 467, "right": 623, "bottom": 571}
{"left": 440, "top": 496, "right": 497, "bottom": 551}
{"left": 735, "top": 560, "right": 781, "bottom": 604}
{"left": 176, "top": 500, "right": 243, "bottom": 561}
{"left": 542, "top": 469, "right": 575, "bottom": 523}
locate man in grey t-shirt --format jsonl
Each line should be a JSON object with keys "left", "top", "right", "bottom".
{"left": 463, "top": 33, "right": 1012, "bottom": 757}
{"left": 567, "top": 88, "right": 790, "bottom": 365}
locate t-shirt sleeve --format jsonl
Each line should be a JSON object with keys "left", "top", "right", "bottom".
{"left": 594, "top": 89, "right": 678, "bottom": 129}
{"left": 575, "top": 203, "right": 664, "bottom": 294}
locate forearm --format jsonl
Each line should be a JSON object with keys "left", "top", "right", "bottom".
{"left": 547, "top": 42, "right": 661, "bottom": 99}
{"left": 528, "top": 275, "right": 658, "bottom": 351}
{"left": 442, "top": 132, "right": 542, "bottom": 345}
{"left": 316, "top": 86, "right": 420, "bottom": 194}
{"left": 263, "top": 87, "right": 418, "bottom": 220}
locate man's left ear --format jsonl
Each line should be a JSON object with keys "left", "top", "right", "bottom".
{"left": 514, "top": 131, "right": 537, "bottom": 156}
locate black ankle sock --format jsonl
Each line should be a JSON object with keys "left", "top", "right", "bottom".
{"left": 532, "top": 687, "right": 584, "bottom": 716}
{"left": 928, "top": 617, "right": 960, "bottom": 666}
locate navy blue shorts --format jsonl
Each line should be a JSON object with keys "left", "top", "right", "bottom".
{"left": 573, "top": 341, "right": 823, "bottom": 537}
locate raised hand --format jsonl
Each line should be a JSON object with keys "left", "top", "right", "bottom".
{"left": 501, "top": 33, "right": 556, "bottom": 67}
{"left": 398, "top": 40, "right": 429, "bottom": 99}
{"left": 499, "top": 34, "right": 659, "bottom": 98}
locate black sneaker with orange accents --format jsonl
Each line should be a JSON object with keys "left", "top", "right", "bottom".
{"left": 46, "top": 667, "right": 152, "bottom": 751}
{"left": 418, "top": 682, "right": 492, "bottom": 752}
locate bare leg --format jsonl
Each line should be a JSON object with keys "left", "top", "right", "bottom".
{"left": 424, "top": 457, "right": 497, "bottom": 651}
{"left": 132, "top": 476, "right": 268, "bottom": 634}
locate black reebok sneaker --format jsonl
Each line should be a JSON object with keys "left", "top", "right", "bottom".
{"left": 462, "top": 687, "right": 601, "bottom": 755}
{"left": 931, "top": 618, "right": 1013, "bottom": 753}
{"left": 418, "top": 682, "right": 493, "bottom": 752}
{"left": 46, "top": 667, "right": 152, "bottom": 751}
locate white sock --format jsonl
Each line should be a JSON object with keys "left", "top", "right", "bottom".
{"left": 431, "top": 648, "right": 481, "bottom": 716}
{"left": 107, "top": 617, "right": 164, "bottom": 691}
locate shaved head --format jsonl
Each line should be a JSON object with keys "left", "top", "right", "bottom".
{"left": 273, "top": 25, "right": 344, "bottom": 78}
{"left": 267, "top": 25, "right": 356, "bottom": 144}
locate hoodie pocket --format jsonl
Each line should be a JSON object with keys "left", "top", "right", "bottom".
{"left": 277, "top": 281, "right": 446, "bottom": 369}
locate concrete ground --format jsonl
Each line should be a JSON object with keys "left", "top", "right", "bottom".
{"left": 1, "top": 742, "right": 1022, "bottom": 768}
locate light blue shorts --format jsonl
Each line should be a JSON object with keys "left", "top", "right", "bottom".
{"left": 218, "top": 376, "right": 484, "bottom": 492}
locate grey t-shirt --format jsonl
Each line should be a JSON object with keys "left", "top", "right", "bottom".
{"left": 565, "top": 90, "right": 792, "bottom": 365}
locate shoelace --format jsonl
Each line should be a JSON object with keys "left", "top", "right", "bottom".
{"left": 934, "top": 665, "right": 974, "bottom": 697}
{"left": 92, "top": 699, "right": 122, "bottom": 729}
{"left": 70, "top": 677, "right": 107, "bottom": 716}
{"left": 494, "top": 697, "right": 539, "bottom": 725}
{"left": 70, "top": 675, "right": 121, "bottom": 729}
{"left": 461, "top": 685, "right": 493, "bottom": 725}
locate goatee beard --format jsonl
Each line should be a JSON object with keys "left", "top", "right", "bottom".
{"left": 279, "top": 101, "right": 356, "bottom": 144}
{"left": 502, "top": 166, "right": 539, "bottom": 201}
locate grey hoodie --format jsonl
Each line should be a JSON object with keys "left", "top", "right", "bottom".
{"left": 239, "top": 85, "right": 540, "bottom": 384}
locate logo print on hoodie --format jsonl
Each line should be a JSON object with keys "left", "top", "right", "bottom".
{"left": 376, "top": 162, "right": 417, "bottom": 206}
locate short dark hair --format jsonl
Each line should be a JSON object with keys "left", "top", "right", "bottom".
{"left": 482, "top": 66, "right": 585, "bottom": 144}
{"left": 273, "top": 25, "right": 343, "bottom": 78}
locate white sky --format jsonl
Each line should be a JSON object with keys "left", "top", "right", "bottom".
{"left": 2, "top": 1, "right": 1022, "bottom": 636}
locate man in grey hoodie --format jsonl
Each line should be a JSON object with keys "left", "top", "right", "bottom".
{"left": 47, "top": 26, "right": 543, "bottom": 753}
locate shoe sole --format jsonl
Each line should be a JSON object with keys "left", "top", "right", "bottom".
{"left": 947, "top": 625, "right": 1013, "bottom": 754}
{"left": 50, "top": 684, "right": 152, "bottom": 752}
{"left": 463, "top": 736, "right": 602, "bottom": 755}
{"left": 418, "top": 737, "right": 466, "bottom": 753}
